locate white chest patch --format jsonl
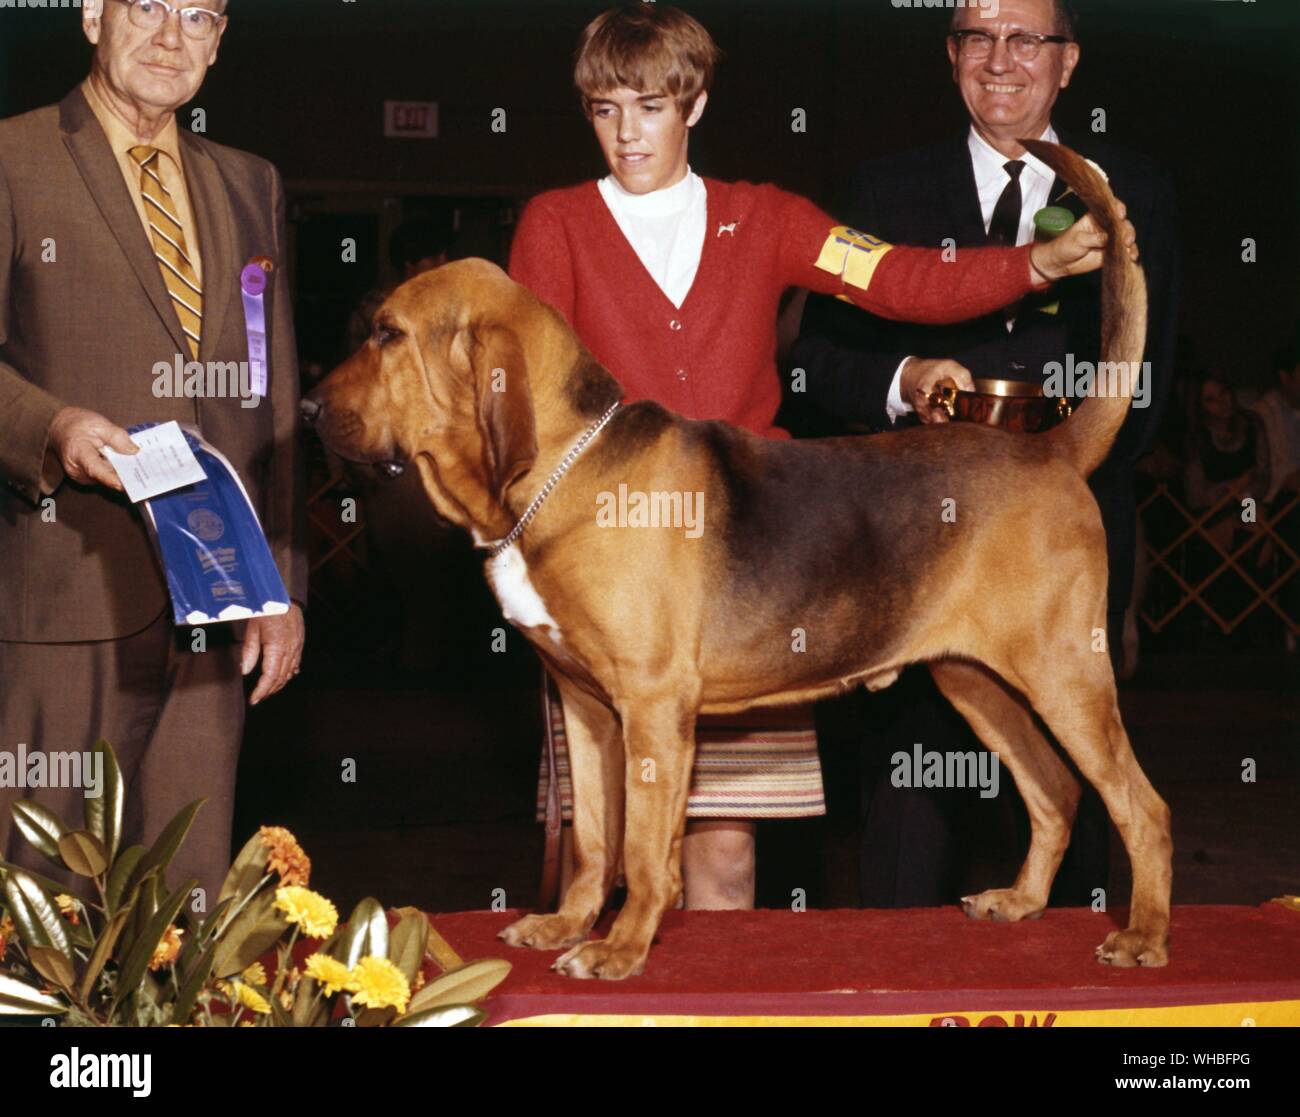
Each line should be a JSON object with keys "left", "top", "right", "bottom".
{"left": 485, "top": 544, "right": 563, "bottom": 643}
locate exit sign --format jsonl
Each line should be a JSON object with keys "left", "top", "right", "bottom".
{"left": 384, "top": 101, "right": 439, "bottom": 139}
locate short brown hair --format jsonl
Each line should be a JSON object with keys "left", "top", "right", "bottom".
{"left": 951, "top": 1, "right": 1077, "bottom": 38}
{"left": 574, "top": 5, "right": 721, "bottom": 118}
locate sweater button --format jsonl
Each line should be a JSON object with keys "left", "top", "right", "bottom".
{"left": 669, "top": 319, "right": 682, "bottom": 331}
{"left": 676, "top": 368, "right": 688, "bottom": 381}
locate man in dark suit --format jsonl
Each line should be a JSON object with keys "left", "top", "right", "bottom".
{"left": 0, "top": 0, "right": 305, "bottom": 901}
{"left": 790, "top": 0, "right": 1180, "bottom": 908}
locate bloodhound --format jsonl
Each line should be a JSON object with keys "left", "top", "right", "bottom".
{"left": 304, "top": 142, "right": 1170, "bottom": 980}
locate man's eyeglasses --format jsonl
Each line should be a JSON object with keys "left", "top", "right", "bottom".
{"left": 112, "top": 0, "right": 225, "bottom": 42}
{"left": 951, "top": 30, "right": 1072, "bottom": 63}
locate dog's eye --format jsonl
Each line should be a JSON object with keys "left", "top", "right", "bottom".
{"left": 374, "top": 324, "right": 404, "bottom": 347}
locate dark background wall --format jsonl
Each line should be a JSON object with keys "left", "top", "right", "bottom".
{"left": 2, "top": 0, "right": 1298, "bottom": 381}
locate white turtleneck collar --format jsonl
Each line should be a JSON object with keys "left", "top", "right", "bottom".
{"left": 597, "top": 168, "right": 708, "bottom": 308}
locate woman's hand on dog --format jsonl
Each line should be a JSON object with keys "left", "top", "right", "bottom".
{"left": 1029, "top": 204, "right": 1139, "bottom": 283}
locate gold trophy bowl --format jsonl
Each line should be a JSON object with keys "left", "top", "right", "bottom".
{"left": 927, "top": 377, "right": 1072, "bottom": 433}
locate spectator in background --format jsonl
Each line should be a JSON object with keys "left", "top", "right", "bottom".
{"left": 1251, "top": 332, "right": 1300, "bottom": 652}
{"left": 1252, "top": 334, "right": 1300, "bottom": 505}
{"left": 1185, "top": 373, "right": 1270, "bottom": 559}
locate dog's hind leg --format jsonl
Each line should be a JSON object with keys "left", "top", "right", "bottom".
{"left": 1007, "top": 649, "right": 1172, "bottom": 967}
{"left": 554, "top": 687, "right": 698, "bottom": 979}
{"left": 500, "top": 678, "right": 624, "bottom": 953}
{"left": 930, "top": 658, "right": 1081, "bottom": 922}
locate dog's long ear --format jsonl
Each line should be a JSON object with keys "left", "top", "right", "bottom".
{"left": 459, "top": 322, "right": 538, "bottom": 506}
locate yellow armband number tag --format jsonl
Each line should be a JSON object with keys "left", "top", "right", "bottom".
{"left": 814, "top": 226, "right": 894, "bottom": 292}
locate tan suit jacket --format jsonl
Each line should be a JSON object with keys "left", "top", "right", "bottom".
{"left": 0, "top": 88, "right": 306, "bottom": 642}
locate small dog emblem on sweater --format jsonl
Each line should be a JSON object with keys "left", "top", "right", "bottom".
{"left": 717, "top": 221, "right": 739, "bottom": 237}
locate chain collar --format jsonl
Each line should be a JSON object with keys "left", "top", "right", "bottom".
{"left": 485, "top": 401, "right": 621, "bottom": 559}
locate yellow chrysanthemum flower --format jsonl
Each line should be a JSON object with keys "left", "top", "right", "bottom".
{"left": 348, "top": 956, "right": 411, "bottom": 1014}
{"left": 241, "top": 962, "right": 267, "bottom": 987}
{"left": 0, "top": 914, "right": 14, "bottom": 959}
{"left": 258, "top": 825, "right": 312, "bottom": 887}
{"left": 236, "top": 983, "right": 272, "bottom": 1015}
{"left": 273, "top": 886, "right": 338, "bottom": 939}
{"left": 304, "top": 953, "right": 352, "bottom": 997}
{"left": 148, "top": 924, "right": 184, "bottom": 971}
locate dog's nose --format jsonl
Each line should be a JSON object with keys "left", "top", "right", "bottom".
{"left": 300, "top": 397, "right": 322, "bottom": 427}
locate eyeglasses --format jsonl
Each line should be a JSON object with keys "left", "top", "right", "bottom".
{"left": 951, "top": 29, "right": 1072, "bottom": 63}
{"left": 112, "top": 0, "right": 225, "bottom": 41}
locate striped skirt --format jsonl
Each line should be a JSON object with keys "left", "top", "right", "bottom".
{"left": 536, "top": 675, "right": 826, "bottom": 820}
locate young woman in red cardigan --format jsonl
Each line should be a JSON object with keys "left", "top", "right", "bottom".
{"left": 508, "top": 4, "right": 1133, "bottom": 911}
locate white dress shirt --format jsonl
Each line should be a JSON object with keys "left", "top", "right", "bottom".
{"left": 885, "top": 123, "right": 1058, "bottom": 421}
{"left": 597, "top": 167, "right": 707, "bottom": 309}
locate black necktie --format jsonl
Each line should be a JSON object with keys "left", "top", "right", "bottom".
{"left": 987, "top": 160, "right": 1025, "bottom": 246}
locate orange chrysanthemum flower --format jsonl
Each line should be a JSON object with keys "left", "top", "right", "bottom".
{"left": 148, "top": 925, "right": 184, "bottom": 972}
{"left": 258, "top": 825, "right": 311, "bottom": 887}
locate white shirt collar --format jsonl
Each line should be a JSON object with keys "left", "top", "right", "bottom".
{"left": 598, "top": 166, "right": 701, "bottom": 218}
{"left": 968, "top": 123, "right": 1058, "bottom": 195}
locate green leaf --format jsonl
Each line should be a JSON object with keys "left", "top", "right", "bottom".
{"left": 79, "top": 907, "right": 131, "bottom": 1004}
{"left": 64, "top": 907, "right": 95, "bottom": 952}
{"left": 354, "top": 1006, "right": 396, "bottom": 1027}
{"left": 3, "top": 870, "right": 72, "bottom": 955}
{"left": 28, "top": 944, "right": 77, "bottom": 991}
{"left": 177, "top": 895, "right": 235, "bottom": 977}
{"left": 387, "top": 910, "right": 429, "bottom": 988}
{"left": 394, "top": 1004, "right": 485, "bottom": 1027}
{"left": 0, "top": 973, "right": 68, "bottom": 1016}
{"left": 291, "top": 975, "right": 330, "bottom": 1028}
{"left": 211, "top": 889, "right": 289, "bottom": 978}
{"left": 405, "top": 958, "right": 511, "bottom": 1016}
{"left": 10, "top": 801, "right": 69, "bottom": 866}
{"left": 135, "top": 799, "right": 205, "bottom": 893}
{"left": 337, "top": 897, "right": 387, "bottom": 969}
{"left": 0, "top": 859, "right": 68, "bottom": 897}
{"left": 218, "top": 832, "right": 271, "bottom": 907}
{"left": 110, "top": 878, "right": 195, "bottom": 1020}
{"left": 83, "top": 740, "right": 124, "bottom": 863}
{"left": 267, "top": 992, "right": 293, "bottom": 1028}
{"left": 57, "top": 830, "right": 109, "bottom": 878}
{"left": 170, "top": 938, "right": 218, "bottom": 1025}
{"left": 117, "top": 874, "right": 163, "bottom": 967}
{"left": 105, "top": 845, "right": 147, "bottom": 914}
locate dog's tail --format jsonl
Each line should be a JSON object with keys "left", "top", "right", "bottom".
{"left": 1025, "top": 139, "right": 1149, "bottom": 478}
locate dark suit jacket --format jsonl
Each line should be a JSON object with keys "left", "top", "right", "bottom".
{"left": 789, "top": 130, "right": 1180, "bottom": 483}
{"left": 0, "top": 88, "right": 306, "bottom": 642}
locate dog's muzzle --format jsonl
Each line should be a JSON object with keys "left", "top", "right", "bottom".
{"left": 300, "top": 396, "right": 406, "bottom": 478}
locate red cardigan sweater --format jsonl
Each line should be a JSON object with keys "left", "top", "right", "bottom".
{"left": 509, "top": 177, "right": 1042, "bottom": 438}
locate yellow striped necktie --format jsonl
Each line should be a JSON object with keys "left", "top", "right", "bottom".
{"left": 129, "top": 145, "right": 202, "bottom": 358}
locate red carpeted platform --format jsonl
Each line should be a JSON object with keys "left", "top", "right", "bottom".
{"left": 428, "top": 904, "right": 1300, "bottom": 1026}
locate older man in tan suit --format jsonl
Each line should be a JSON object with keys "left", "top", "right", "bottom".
{"left": 0, "top": 0, "right": 305, "bottom": 901}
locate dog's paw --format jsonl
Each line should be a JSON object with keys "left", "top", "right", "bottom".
{"left": 552, "top": 938, "right": 646, "bottom": 981}
{"left": 960, "top": 888, "right": 1046, "bottom": 923}
{"left": 1095, "top": 927, "right": 1168, "bottom": 968}
{"left": 498, "top": 913, "right": 589, "bottom": 951}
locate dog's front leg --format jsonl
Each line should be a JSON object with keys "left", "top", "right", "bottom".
{"left": 554, "top": 692, "right": 696, "bottom": 980}
{"left": 501, "top": 678, "right": 624, "bottom": 952}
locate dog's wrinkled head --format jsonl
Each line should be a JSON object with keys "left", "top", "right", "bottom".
{"left": 304, "top": 258, "right": 542, "bottom": 536}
